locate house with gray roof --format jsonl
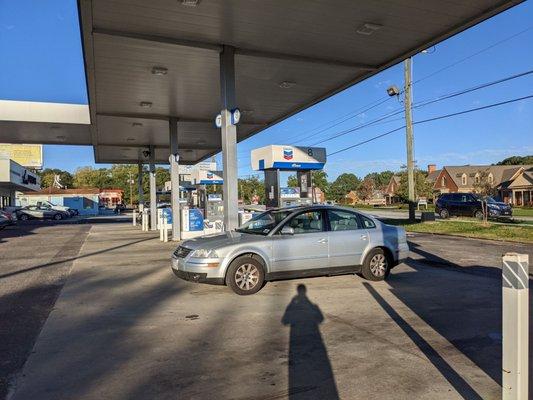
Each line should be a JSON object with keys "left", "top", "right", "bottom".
{"left": 433, "top": 165, "right": 532, "bottom": 206}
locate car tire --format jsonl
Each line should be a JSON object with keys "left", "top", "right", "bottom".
{"left": 474, "top": 210, "right": 484, "bottom": 220}
{"left": 54, "top": 213, "right": 62, "bottom": 220}
{"left": 439, "top": 208, "right": 450, "bottom": 219}
{"left": 226, "top": 256, "right": 265, "bottom": 295}
{"left": 19, "top": 214, "right": 29, "bottom": 221}
{"left": 361, "top": 248, "right": 390, "bottom": 281}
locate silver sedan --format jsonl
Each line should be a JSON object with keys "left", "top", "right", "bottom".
{"left": 171, "top": 205, "right": 409, "bottom": 295}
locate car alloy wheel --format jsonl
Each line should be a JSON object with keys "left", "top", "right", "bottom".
{"left": 440, "top": 209, "right": 449, "bottom": 219}
{"left": 54, "top": 214, "right": 62, "bottom": 220}
{"left": 235, "top": 263, "right": 259, "bottom": 291}
{"left": 474, "top": 210, "right": 484, "bottom": 220}
{"left": 226, "top": 256, "right": 265, "bottom": 295}
{"left": 369, "top": 253, "right": 387, "bottom": 277}
{"left": 361, "top": 248, "right": 389, "bottom": 281}
{"left": 20, "top": 214, "right": 29, "bottom": 221}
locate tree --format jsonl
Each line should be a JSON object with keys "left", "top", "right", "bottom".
{"left": 329, "top": 173, "right": 361, "bottom": 202}
{"left": 496, "top": 155, "right": 533, "bottom": 165}
{"left": 363, "top": 170, "right": 394, "bottom": 190}
{"left": 396, "top": 170, "right": 433, "bottom": 201}
{"left": 358, "top": 176, "right": 375, "bottom": 201}
{"left": 37, "top": 168, "right": 73, "bottom": 188}
{"left": 472, "top": 170, "right": 497, "bottom": 196}
{"left": 73, "top": 167, "right": 112, "bottom": 188}
{"left": 239, "top": 176, "right": 264, "bottom": 204}
{"left": 287, "top": 170, "right": 329, "bottom": 197}
{"left": 287, "top": 174, "right": 298, "bottom": 188}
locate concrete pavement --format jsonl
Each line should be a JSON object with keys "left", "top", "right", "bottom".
{"left": 7, "top": 222, "right": 532, "bottom": 399}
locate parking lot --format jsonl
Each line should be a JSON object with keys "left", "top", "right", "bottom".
{"left": 1, "top": 221, "right": 532, "bottom": 399}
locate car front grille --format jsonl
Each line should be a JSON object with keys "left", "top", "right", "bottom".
{"left": 174, "top": 246, "right": 192, "bottom": 258}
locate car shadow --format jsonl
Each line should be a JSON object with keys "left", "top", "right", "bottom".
{"left": 281, "top": 284, "right": 339, "bottom": 399}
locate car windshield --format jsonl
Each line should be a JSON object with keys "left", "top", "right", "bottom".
{"left": 473, "top": 194, "right": 497, "bottom": 203}
{"left": 236, "top": 210, "right": 291, "bottom": 235}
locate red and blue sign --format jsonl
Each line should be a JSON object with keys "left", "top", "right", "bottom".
{"left": 283, "top": 148, "right": 293, "bottom": 160}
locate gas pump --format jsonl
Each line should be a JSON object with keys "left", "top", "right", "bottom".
{"left": 185, "top": 169, "right": 225, "bottom": 236}
{"left": 251, "top": 145, "right": 327, "bottom": 208}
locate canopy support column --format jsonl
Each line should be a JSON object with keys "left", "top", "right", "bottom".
{"left": 149, "top": 145, "right": 157, "bottom": 230}
{"left": 169, "top": 117, "right": 181, "bottom": 241}
{"left": 220, "top": 45, "right": 239, "bottom": 231}
{"left": 137, "top": 162, "right": 144, "bottom": 208}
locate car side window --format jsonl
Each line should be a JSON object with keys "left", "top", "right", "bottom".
{"left": 360, "top": 215, "right": 376, "bottom": 229}
{"left": 284, "top": 211, "right": 323, "bottom": 234}
{"left": 327, "top": 210, "right": 362, "bottom": 231}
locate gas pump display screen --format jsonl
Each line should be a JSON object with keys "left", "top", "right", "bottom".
{"left": 189, "top": 208, "right": 204, "bottom": 231}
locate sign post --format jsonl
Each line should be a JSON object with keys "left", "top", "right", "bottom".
{"left": 502, "top": 253, "right": 529, "bottom": 400}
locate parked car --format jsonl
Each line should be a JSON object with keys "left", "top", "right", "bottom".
{"left": 15, "top": 206, "right": 66, "bottom": 221}
{"left": 0, "top": 210, "right": 16, "bottom": 230}
{"left": 435, "top": 193, "right": 512, "bottom": 219}
{"left": 171, "top": 205, "right": 409, "bottom": 295}
{"left": 35, "top": 203, "right": 73, "bottom": 218}
{"left": 35, "top": 201, "right": 75, "bottom": 217}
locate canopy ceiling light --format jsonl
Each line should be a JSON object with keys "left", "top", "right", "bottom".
{"left": 151, "top": 66, "right": 168, "bottom": 75}
{"left": 139, "top": 101, "right": 153, "bottom": 108}
{"left": 180, "top": 0, "right": 200, "bottom": 6}
{"left": 279, "top": 81, "right": 296, "bottom": 89}
{"left": 356, "top": 23, "right": 382, "bottom": 35}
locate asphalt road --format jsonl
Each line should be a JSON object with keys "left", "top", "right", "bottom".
{"left": 0, "top": 223, "right": 90, "bottom": 399}
{"left": 1, "top": 221, "right": 532, "bottom": 399}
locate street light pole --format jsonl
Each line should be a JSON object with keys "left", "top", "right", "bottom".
{"left": 404, "top": 57, "right": 416, "bottom": 222}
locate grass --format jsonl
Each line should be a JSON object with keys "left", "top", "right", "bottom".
{"left": 390, "top": 219, "right": 533, "bottom": 244}
{"left": 348, "top": 203, "right": 436, "bottom": 212}
{"left": 513, "top": 207, "right": 533, "bottom": 217}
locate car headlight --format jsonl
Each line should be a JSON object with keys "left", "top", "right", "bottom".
{"left": 190, "top": 249, "right": 219, "bottom": 258}
{"left": 488, "top": 204, "right": 500, "bottom": 210}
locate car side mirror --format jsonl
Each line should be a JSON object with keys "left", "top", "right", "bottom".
{"left": 280, "top": 226, "right": 294, "bottom": 235}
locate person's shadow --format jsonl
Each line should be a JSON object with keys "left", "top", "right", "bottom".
{"left": 282, "top": 284, "right": 339, "bottom": 399}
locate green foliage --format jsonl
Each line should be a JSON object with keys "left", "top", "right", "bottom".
{"left": 363, "top": 170, "right": 394, "bottom": 190}
{"left": 329, "top": 173, "right": 361, "bottom": 202}
{"left": 287, "top": 174, "right": 298, "bottom": 188}
{"left": 37, "top": 168, "right": 73, "bottom": 188}
{"left": 496, "top": 155, "right": 533, "bottom": 165}
{"left": 286, "top": 170, "right": 329, "bottom": 196}
{"left": 238, "top": 176, "right": 264, "bottom": 204}
{"left": 396, "top": 170, "right": 433, "bottom": 201}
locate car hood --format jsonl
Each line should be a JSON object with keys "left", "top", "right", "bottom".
{"left": 181, "top": 231, "right": 266, "bottom": 250}
{"left": 488, "top": 201, "right": 510, "bottom": 208}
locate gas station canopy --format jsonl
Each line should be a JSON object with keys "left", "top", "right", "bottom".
{"left": 0, "top": 0, "right": 521, "bottom": 165}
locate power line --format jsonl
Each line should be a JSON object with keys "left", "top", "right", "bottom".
{"left": 327, "top": 94, "right": 533, "bottom": 157}
{"left": 413, "top": 26, "right": 532, "bottom": 85}
{"left": 291, "top": 96, "right": 392, "bottom": 144}
{"left": 287, "top": 26, "right": 532, "bottom": 145}
{"left": 311, "top": 69, "right": 533, "bottom": 146}
{"left": 235, "top": 27, "right": 532, "bottom": 160}
{"left": 413, "top": 69, "right": 533, "bottom": 109}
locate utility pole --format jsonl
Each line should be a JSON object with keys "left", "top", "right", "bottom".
{"left": 404, "top": 57, "right": 416, "bottom": 222}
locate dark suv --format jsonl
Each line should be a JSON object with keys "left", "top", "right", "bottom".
{"left": 435, "top": 193, "right": 512, "bottom": 220}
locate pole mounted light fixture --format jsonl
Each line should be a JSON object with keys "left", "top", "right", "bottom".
{"left": 386, "top": 85, "right": 400, "bottom": 97}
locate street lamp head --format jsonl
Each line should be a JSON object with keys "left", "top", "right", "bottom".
{"left": 386, "top": 85, "right": 400, "bottom": 97}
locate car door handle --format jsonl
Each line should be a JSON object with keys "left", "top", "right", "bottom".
{"left": 360, "top": 234, "right": 368, "bottom": 240}
{"left": 317, "top": 238, "right": 328, "bottom": 244}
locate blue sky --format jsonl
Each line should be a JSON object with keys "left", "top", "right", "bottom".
{"left": 2, "top": 0, "right": 532, "bottom": 180}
